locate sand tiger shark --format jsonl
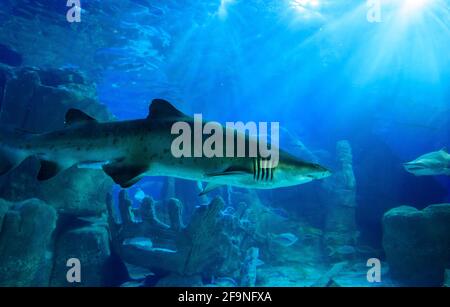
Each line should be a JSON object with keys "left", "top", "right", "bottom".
{"left": 403, "top": 149, "right": 450, "bottom": 176}
{"left": 0, "top": 99, "right": 331, "bottom": 194}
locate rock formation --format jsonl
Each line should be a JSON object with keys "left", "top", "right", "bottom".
{"left": 0, "top": 65, "right": 113, "bottom": 216}
{"left": 0, "top": 65, "right": 117, "bottom": 286}
{"left": 383, "top": 204, "right": 450, "bottom": 286}
{"left": 240, "top": 247, "right": 260, "bottom": 286}
{"left": 0, "top": 199, "right": 57, "bottom": 286}
{"left": 323, "top": 140, "right": 358, "bottom": 260}
{"left": 109, "top": 191, "right": 244, "bottom": 279}
{"left": 50, "top": 225, "right": 112, "bottom": 287}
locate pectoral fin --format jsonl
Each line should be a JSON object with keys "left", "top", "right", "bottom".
{"left": 199, "top": 182, "right": 225, "bottom": 196}
{"left": 102, "top": 161, "right": 148, "bottom": 188}
{"left": 206, "top": 166, "right": 252, "bottom": 178}
{"left": 37, "top": 160, "right": 64, "bottom": 181}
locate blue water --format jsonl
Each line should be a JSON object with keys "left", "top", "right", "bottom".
{"left": 0, "top": 0, "right": 449, "bottom": 286}
{"left": 95, "top": 0, "right": 450, "bottom": 245}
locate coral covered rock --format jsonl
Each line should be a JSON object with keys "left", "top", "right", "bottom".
{"left": 50, "top": 225, "right": 111, "bottom": 287}
{"left": 323, "top": 140, "right": 358, "bottom": 259}
{"left": 0, "top": 198, "right": 11, "bottom": 230}
{"left": 0, "top": 66, "right": 113, "bottom": 216}
{"left": 383, "top": 204, "right": 450, "bottom": 286}
{"left": 444, "top": 269, "right": 450, "bottom": 287}
{"left": 109, "top": 192, "right": 244, "bottom": 279}
{"left": 0, "top": 198, "right": 57, "bottom": 286}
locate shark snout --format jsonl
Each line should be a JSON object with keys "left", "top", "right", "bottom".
{"left": 404, "top": 162, "right": 420, "bottom": 170}
{"left": 307, "top": 164, "right": 332, "bottom": 179}
{"left": 403, "top": 161, "right": 427, "bottom": 172}
{"left": 403, "top": 160, "right": 437, "bottom": 176}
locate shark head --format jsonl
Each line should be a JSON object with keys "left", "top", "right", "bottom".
{"left": 274, "top": 152, "right": 331, "bottom": 187}
{"left": 403, "top": 149, "right": 450, "bottom": 176}
{"left": 403, "top": 160, "right": 441, "bottom": 176}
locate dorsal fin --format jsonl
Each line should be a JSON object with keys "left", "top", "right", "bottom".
{"left": 147, "top": 99, "right": 186, "bottom": 120}
{"left": 65, "top": 109, "right": 97, "bottom": 126}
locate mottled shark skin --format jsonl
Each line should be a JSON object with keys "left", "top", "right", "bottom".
{"left": 0, "top": 99, "right": 331, "bottom": 193}
{"left": 404, "top": 149, "right": 450, "bottom": 176}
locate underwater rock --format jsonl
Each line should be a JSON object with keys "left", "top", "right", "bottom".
{"left": 0, "top": 198, "right": 11, "bottom": 230}
{"left": 0, "top": 66, "right": 114, "bottom": 216}
{"left": 162, "top": 177, "right": 176, "bottom": 199}
{"left": 323, "top": 140, "right": 359, "bottom": 260}
{"left": 0, "top": 198, "right": 57, "bottom": 286}
{"left": 50, "top": 225, "right": 111, "bottom": 287}
{"left": 0, "top": 43, "right": 22, "bottom": 67}
{"left": 168, "top": 198, "right": 185, "bottom": 231}
{"left": 109, "top": 193, "right": 242, "bottom": 279}
{"left": 156, "top": 274, "right": 203, "bottom": 287}
{"left": 444, "top": 269, "right": 450, "bottom": 287}
{"left": 36, "top": 168, "right": 113, "bottom": 216}
{"left": 161, "top": 177, "right": 205, "bottom": 220}
{"left": 383, "top": 204, "right": 450, "bottom": 286}
{"left": 269, "top": 233, "right": 299, "bottom": 247}
{"left": 0, "top": 64, "right": 13, "bottom": 111}
{"left": 118, "top": 190, "right": 133, "bottom": 224}
{"left": 240, "top": 247, "right": 260, "bottom": 287}
{"left": 36, "top": 68, "right": 85, "bottom": 87}
{"left": 124, "top": 262, "right": 154, "bottom": 281}
{"left": 140, "top": 196, "right": 169, "bottom": 228}
{"left": 229, "top": 189, "right": 290, "bottom": 237}
{"left": 0, "top": 66, "right": 111, "bottom": 132}
{"left": 311, "top": 261, "right": 348, "bottom": 287}
{"left": 0, "top": 161, "right": 111, "bottom": 216}
{"left": 210, "top": 276, "right": 238, "bottom": 287}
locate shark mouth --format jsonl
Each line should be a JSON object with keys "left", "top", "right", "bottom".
{"left": 404, "top": 164, "right": 424, "bottom": 171}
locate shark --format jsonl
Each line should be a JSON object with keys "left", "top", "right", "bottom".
{"left": 403, "top": 149, "right": 450, "bottom": 176}
{"left": 0, "top": 99, "right": 331, "bottom": 194}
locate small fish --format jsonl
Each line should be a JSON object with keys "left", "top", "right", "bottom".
{"left": 151, "top": 247, "right": 177, "bottom": 253}
{"left": 271, "top": 233, "right": 298, "bottom": 247}
{"left": 120, "top": 280, "right": 146, "bottom": 287}
{"left": 125, "top": 263, "right": 154, "bottom": 280}
{"left": 134, "top": 188, "right": 146, "bottom": 202}
{"left": 328, "top": 245, "right": 357, "bottom": 257}
{"left": 123, "top": 237, "right": 153, "bottom": 251}
{"left": 254, "top": 259, "right": 265, "bottom": 267}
